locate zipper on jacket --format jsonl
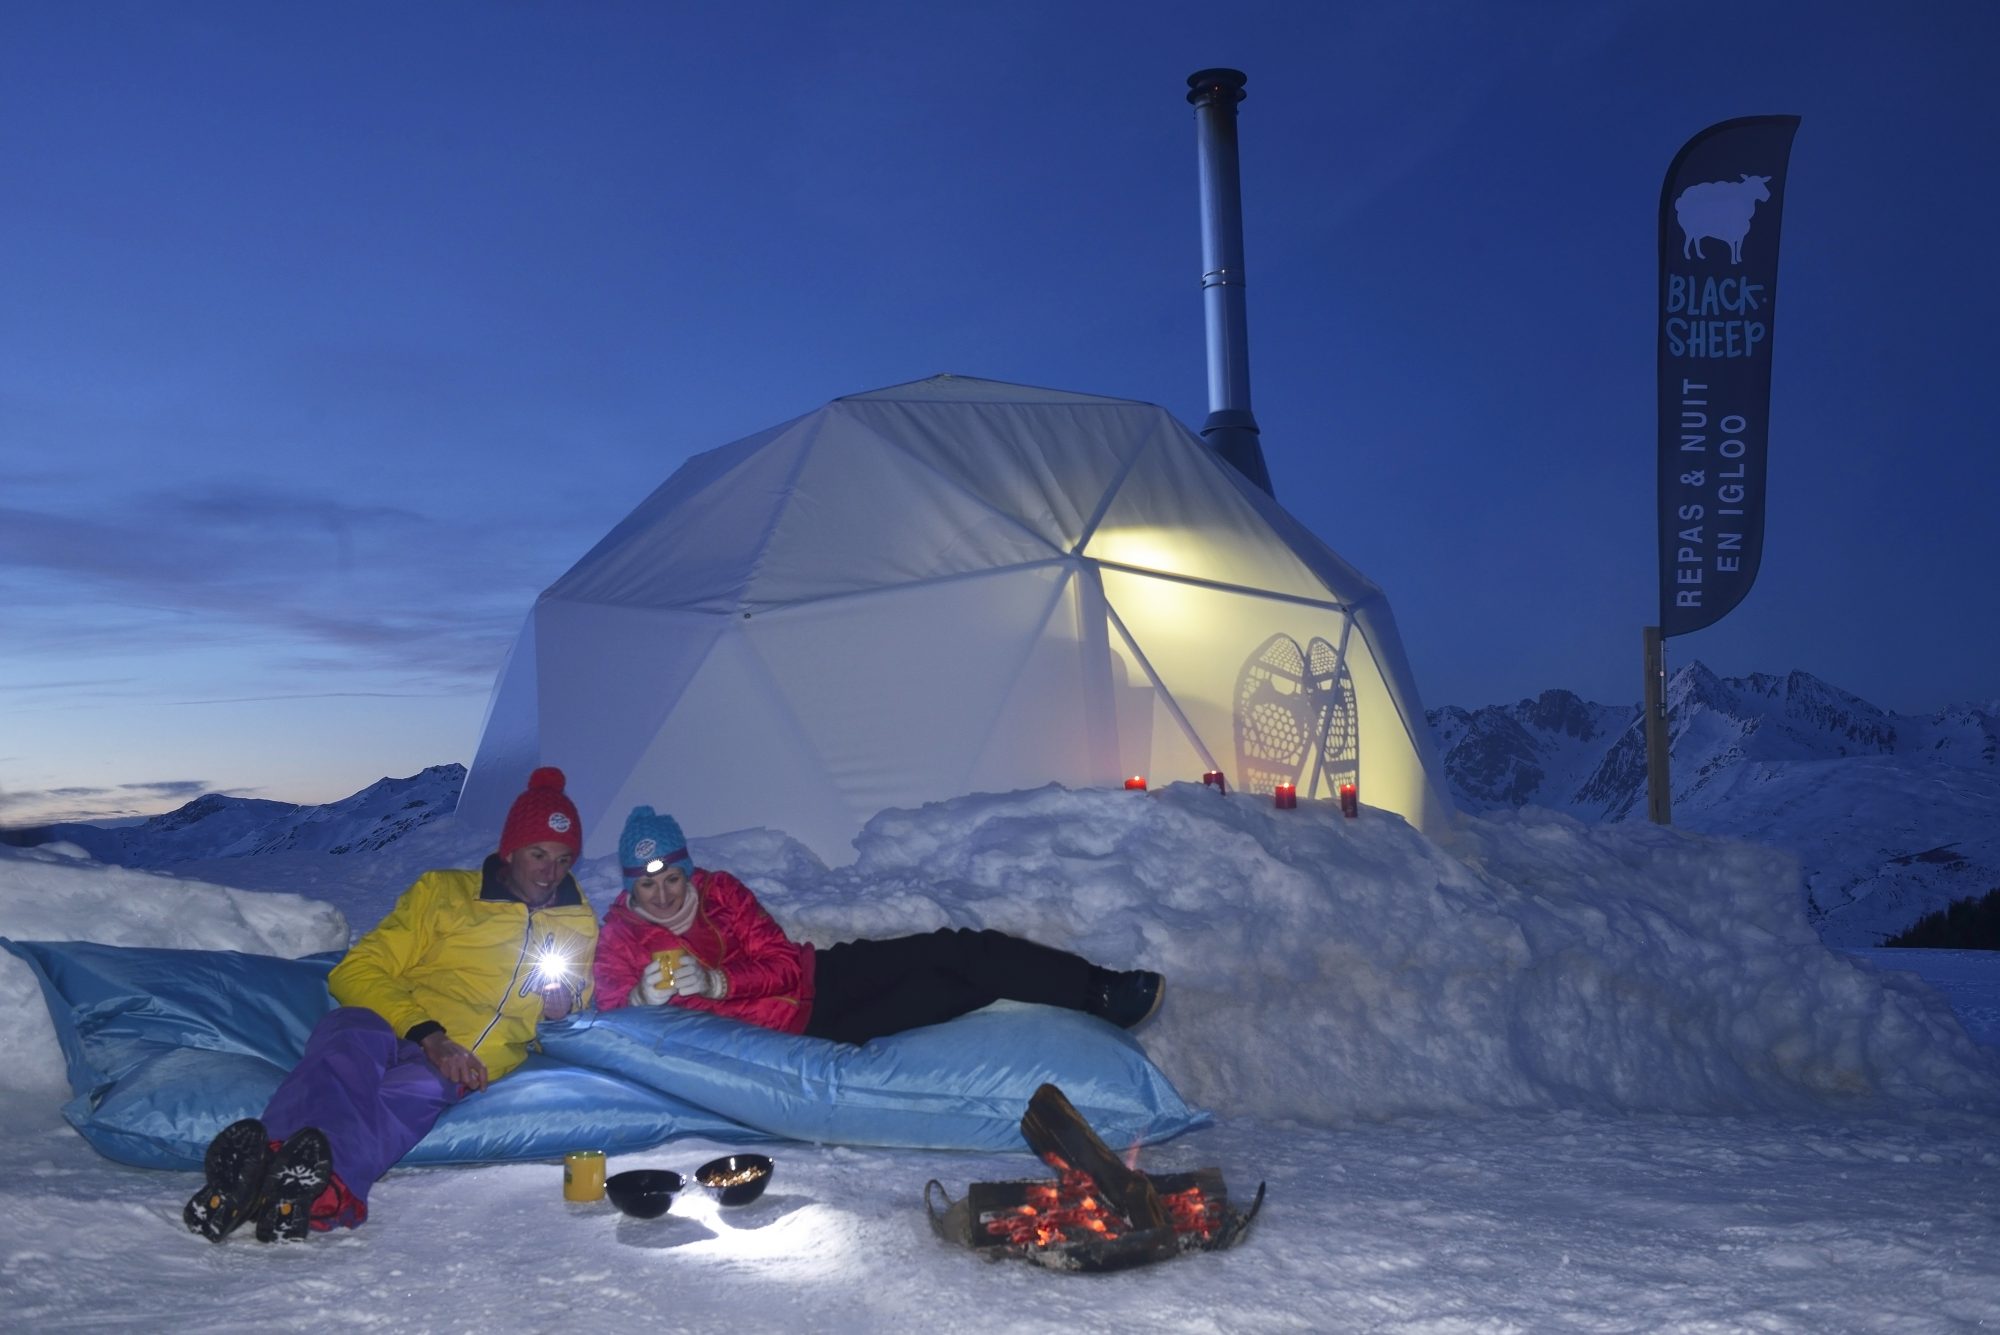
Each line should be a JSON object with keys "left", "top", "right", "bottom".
{"left": 468, "top": 909, "right": 540, "bottom": 1057}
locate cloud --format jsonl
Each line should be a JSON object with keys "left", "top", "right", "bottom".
{"left": 0, "top": 778, "right": 212, "bottom": 828}
{"left": 161, "top": 689, "right": 467, "bottom": 707}
{"left": 0, "top": 677, "right": 138, "bottom": 694}
{"left": 0, "top": 481, "right": 575, "bottom": 684}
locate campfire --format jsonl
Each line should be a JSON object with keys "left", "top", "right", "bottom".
{"left": 927, "top": 1084, "right": 1263, "bottom": 1273}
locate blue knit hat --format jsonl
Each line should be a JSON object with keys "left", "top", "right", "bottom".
{"left": 619, "top": 806, "right": 691, "bottom": 890}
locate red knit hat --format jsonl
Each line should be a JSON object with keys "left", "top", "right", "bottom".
{"left": 498, "top": 767, "right": 583, "bottom": 859}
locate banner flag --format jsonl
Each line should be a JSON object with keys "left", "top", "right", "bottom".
{"left": 1657, "top": 115, "right": 1800, "bottom": 638}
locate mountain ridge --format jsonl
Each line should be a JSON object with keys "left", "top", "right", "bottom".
{"left": 1430, "top": 662, "right": 2000, "bottom": 946}
{"left": 10, "top": 663, "right": 1993, "bottom": 949}
{"left": 3, "top": 764, "right": 466, "bottom": 865}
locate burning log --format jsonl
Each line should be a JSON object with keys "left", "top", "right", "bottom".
{"left": 1019, "top": 1083, "right": 1167, "bottom": 1231}
{"left": 926, "top": 1082, "right": 1264, "bottom": 1272}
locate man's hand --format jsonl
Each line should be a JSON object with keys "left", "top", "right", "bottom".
{"left": 539, "top": 981, "right": 574, "bottom": 1022}
{"left": 420, "top": 1032, "right": 489, "bottom": 1092}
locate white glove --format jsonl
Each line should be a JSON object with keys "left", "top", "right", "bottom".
{"left": 671, "top": 956, "right": 727, "bottom": 1000}
{"left": 630, "top": 960, "right": 672, "bottom": 1007}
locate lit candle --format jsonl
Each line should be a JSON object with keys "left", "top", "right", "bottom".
{"left": 1201, "top": 770, "right": 1227, "bottom": 794}
{"left": 1338, "top": 782, "right": 1359, "bottom": 818}
{"left": 1273, "top": 783, "right": 1297, "bottom": 810}
{"left": 1124, "top": 776, "right": 1147, "bottom": 791}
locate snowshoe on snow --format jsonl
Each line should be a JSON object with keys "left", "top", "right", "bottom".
{"left": 253, "top": 1126, "right": 333, "bottom": 1243}
{"left": 183, "top": 1118, "right": 272, "bottom": 1242}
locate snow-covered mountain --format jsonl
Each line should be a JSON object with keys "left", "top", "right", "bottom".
{"left": 4, "top": 764, "right": 465, "bottom": 865}
{"left": 1430, "top": 663, "right": 2000, "bottom": 948}
{"left": 13, "top": 663, "right": 1996, "bottom": 952}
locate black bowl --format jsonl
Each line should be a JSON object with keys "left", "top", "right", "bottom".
{"left": 605, "top": 1169, "right": 684, "bottom": 1219}
{"left": 695, "top": 1153, "right": 774, "bottom": 1206}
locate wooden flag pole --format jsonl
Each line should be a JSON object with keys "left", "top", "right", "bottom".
{"left": 1643, "top": 626, "right": 1671, "bottom": 825}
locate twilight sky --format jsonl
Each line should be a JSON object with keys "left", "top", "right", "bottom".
{"left": 3, "top": 0, "right": 1995, "bottom": 826}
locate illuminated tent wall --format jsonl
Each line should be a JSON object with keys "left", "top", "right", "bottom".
{"left": 460, "top": 375, "right": 1453, "bottom": 862}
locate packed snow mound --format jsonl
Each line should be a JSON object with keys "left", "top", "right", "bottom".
{"left": 720, "top": 784, "right": 2000, "bottom": 1120}
{"left": 4, "top": 785, "right": 1995, "bottom": 1123}
{"left": 0, "top": 843, "right": 348, "bottom": 1092}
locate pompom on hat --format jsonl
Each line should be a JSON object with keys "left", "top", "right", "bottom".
{"left": 619, "top": 806, "right": 691, "bottom": 890}
{"left": 498, "top": 767, "right": 583, "bottom": 859}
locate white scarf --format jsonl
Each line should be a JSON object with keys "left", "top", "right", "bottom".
{"left": 630, "top": 878, "right": 699, "bottom": 935}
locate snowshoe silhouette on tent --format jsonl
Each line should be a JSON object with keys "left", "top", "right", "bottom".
{"left": 1304, "top": 635, "right": 1360, "bottom": 800}
{"left": 1232, "top": 634, "right": 1360, "bottom": 798}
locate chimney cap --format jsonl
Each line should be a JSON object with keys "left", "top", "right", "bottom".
{"left": 1186, "top": 68, "right": 1248, "bottom": 106}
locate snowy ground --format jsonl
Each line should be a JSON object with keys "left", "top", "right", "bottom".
{"left": 3, "top": 786, "right": 1997, "bottom": 1332}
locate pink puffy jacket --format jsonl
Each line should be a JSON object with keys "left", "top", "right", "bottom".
{"left": 592, "top": 868, "right": 817, "bottom": 1034}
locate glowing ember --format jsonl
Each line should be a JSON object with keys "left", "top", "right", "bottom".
{"left": 980, "top": 1166, "right": 1220, "bottom": 1251}
{"left": 1162, "top": 1185, "right": 1216, "bottom": 1240}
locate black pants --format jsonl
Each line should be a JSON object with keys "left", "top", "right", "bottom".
{"left": 803, "top": 927, "right": 1099, "bottom": 1046}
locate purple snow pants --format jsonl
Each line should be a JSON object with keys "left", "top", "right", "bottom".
{"left": 262, "top": 1007, "right": 464, "bottom": 1211}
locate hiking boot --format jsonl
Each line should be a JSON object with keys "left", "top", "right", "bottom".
{"left": 252, "top": 1127, "right": 333, "bottom": 1243}
{"left": 183, "top": 1118, "right": 272, "bottom": 1242}
{"left": 1091, "top": 970, "right": 1164, "bottom": 1029}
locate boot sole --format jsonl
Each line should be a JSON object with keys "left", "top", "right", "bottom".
{"left": 183, "top": 1118, "right": 271, "bottom": 1243}
{"left": 253, "top": 1128, "right": 333, "bottom": 1243}
{"left": 1126, "top": 977, "right": 1164, "bottom": 1028}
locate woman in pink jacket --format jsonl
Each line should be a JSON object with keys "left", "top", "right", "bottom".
{"left": 592, "top": 807, "right": 1162, "bottom": 1045}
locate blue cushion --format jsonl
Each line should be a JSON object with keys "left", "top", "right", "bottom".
{"left": 4, "top": 937, "right": 1207, "bottom": 1167}
{"left": 537, "top": 1000, "right": 1209, "bottom": 1152}
{"left": 2, "top": 938, "right": 758, "bottom": 1170}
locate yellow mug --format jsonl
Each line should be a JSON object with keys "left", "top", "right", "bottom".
{"left": 563, "top": 1149, "right": 606, "bottom": 1202}
{"left": 653, "top": 948, "right": 687, "bottom": 990}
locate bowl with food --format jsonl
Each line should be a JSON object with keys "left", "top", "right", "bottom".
{"left": 694, "top": 1154, "right": 774, "bottom": 1207}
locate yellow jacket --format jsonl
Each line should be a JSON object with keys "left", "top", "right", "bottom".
{"left": 328, "top": 859, "right": 599, "bottom": 1082}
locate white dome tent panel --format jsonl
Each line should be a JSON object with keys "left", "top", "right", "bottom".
{"left": 1099, "top": 607, "right": 1218, "bottom": 788}
{"left": 462, "top": 612, "right": 545, "bottom": 823}
{"left": 952, "top": 572, "right": 1124, "bottom": 791}
{"left": 1324, "top": 607, "right": 1451, "bottom": 830}
{"left": 833, "top": 389, "right": 1169, "bottom": 551}
{"left": 1223, "top": 487, "right": 1448, "bottom": 812}
{"left": 1099, "top": 568, "right": 1444, "bottom": 826}
{"left": 458, "top": 375, "right": 1454, "bottom": 862}
{"left": 745, "top": 411, "right": 1067, "bottom": 603}
{"left": 545, "top": 416, "right": 814, "bottom": 612}
{"left": 720, "top": 565, "right": 1096, "bottom": 844}
{"left": 594, "top": 629, "right": 856, "bottom": 861}
{"left": 1082, "top": 420, "right": 1340, "bottom": 604}
{"left": 525, "top": 602, "right": 728, "bottom": 841}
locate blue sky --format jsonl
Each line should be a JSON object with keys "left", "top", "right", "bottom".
{"left": 3, "top": 0, "right": 1995, "bottom": 826}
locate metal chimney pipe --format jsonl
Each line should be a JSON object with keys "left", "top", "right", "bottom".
{"left": 1186, "top": 67, "right": 1273, "bottom": 496}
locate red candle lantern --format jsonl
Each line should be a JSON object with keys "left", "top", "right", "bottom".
{"left": 1273, "top": 782, "right": 1297, "bottom": 810}
{"left": 1338, "top": 782, "right": 1359, "bottom": 818}
{"left": 1124, "top": 776, "right": 1148, "bottom": 791}
{"left": 1201, "top": 770, "right": 1227, "bottom": 794}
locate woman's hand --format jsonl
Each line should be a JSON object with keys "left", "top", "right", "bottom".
{"left": 630, "top": 959, "right": 672, "bottom": 1007}
{"left": 672, "top": 956, "right": 728, "bottom": 1000}
{"left": 420, "top": 1032, "right": 489, "bottom": 1092}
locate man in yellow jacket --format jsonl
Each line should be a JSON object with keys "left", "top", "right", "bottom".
{"left": 183, "top": 767, "right": 599, "bottom": 1243}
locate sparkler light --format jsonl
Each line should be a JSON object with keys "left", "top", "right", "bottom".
{"left": 530, "top": 945, "right": 573, "bottom": 990}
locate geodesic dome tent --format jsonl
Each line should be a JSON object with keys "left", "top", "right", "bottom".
{"left": 460, "top": 375, "right": 1452, "bottom": 862}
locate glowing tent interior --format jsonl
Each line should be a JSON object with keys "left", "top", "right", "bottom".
{"left": 459, "top": 374, "right": 1452, "bottom": 862}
